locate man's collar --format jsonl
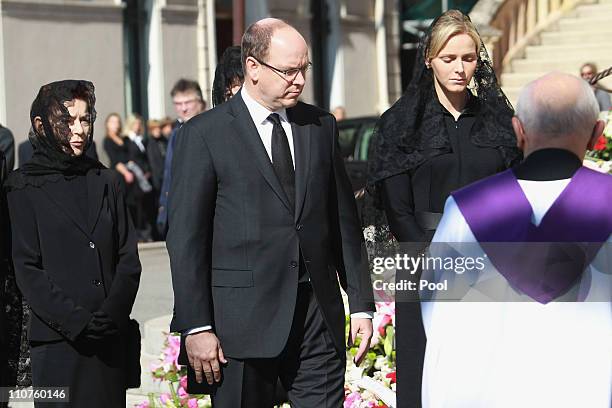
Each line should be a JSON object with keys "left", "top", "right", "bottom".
{"left": 513, "top": 148, "right": 582, "bottom": 181}
{"left": 240, "top": 86, "right": 289, "bottom": 125}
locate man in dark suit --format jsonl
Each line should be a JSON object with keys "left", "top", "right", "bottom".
{"left": 156, "top": 79, "right": 206, "bottom": 238}
{"left": 167, "top": 18, "right": 374, "bottom": 407}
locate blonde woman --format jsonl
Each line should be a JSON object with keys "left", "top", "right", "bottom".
{"left": 367, "top": 10, "right": 521, "bottom": 407}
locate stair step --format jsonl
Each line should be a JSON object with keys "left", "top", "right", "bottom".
{"left": 525, "top": 44, "right": 612, "bottom": 59}
{"left": 511, "top": 58, "right": 612, "bottom": 73}
{"left": 501, "top": 87, "right": 521, "bottom": 107}
{"left": 501, "top": 72, "right": 550, "bottom": 87}
{"left": 558, "top": 16, "right": 611, "bottom": 31}
{"left": 541, "top": 30, "right": 612, "bottom": 45}
{"left": 574, "top": 3, "right": 612, "bottom": 17}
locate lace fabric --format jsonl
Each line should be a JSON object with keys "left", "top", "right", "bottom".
{"left": 5, "top": 80, "right": 104, "bottom": 191}
{"left": 363, "top": 12, "right": 521, "bottom": 241}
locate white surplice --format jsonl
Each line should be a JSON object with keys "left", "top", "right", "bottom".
{"left": 421, "top": 178, "right": 612, "bottom": 408}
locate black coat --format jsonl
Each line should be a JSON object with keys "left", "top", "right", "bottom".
{"left": 6, "top": 169, "right": 141, "bottom": 342}
{"left": 167, "top": 91, "right": 374, "bottom": 359}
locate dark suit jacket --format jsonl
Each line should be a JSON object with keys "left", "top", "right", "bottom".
{"left": 6, "top": 169, "right": 141, "bottom": 342}
{"left": 167, "top": 91, "right": 374, "bottom": 359}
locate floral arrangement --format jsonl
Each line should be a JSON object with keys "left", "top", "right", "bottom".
{"left": 585, "top": 113, "right": 612, "bottom": 172}
{"left": 136, "top": 302, "right": 396, "bottom": 408}
{"left": 344, "top": 302, "right": 396, "bottom": 408}
{"left": 134, "top": 335, "right": 211, "bottom": 408}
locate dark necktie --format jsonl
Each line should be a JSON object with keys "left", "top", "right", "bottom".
{"left": 268, "top": 113, "right": 295, "bottom": 210}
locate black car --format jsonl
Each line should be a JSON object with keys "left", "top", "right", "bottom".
{"left": 337, "top": 116, "right": 379, "bottom": 193}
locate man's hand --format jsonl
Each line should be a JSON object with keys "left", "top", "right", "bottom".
{"left": 348, "top": 318, "right": 373, "bottom": 366}
{"left": 185, "top": 330, "right": 227, "bottom": 385}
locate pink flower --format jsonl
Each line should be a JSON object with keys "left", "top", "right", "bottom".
{"left": 373, "top": 302, "right": 395, "bottom": 336}
{"left": 134, "top": 402, "right": 150, "bottom": 408}
{"left": 159, "top": 393, "right": 171, "bottom": 404}
{"left": 164, "top": 335, "right": 182, "bottom": 369}
{"left": 344, "top": 391, "right": 363, "bottom": 408}
{"left": 377, "top": 315, "right": 392, "bottom": 336}
{"left": 178, "top": 386, "right": 188, "bottom": 399}
{"left": 180, "top": 375, "right": 188, "bottom": 390}
{"left": 187, "top": 398, "right": 199, "bottom": 408}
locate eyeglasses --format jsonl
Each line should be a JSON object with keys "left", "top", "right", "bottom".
{"left": 173, "top": 98, "right": 200, "bottom": 108}
{"left": 581, "top": 71, "right": 594, "bottom": 78}
{"left": 251, "top": 56, "right": 312, "bottom": 81}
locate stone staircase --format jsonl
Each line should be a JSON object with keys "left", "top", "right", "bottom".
{"left": 501, "top": 0, "right": 612, "bottom": 104}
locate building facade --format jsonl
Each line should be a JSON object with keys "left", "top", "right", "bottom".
{"left": 0, "top": 0, "right": 400, "bottom": 167}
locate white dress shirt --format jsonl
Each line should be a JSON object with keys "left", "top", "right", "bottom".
{"left": 241, "top": 86, "right": 295, "bottom": 168}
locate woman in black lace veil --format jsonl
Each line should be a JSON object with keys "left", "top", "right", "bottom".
{"left": 365, "top": 10, "right": 521, "bottom": 407}
{"left": 4, "top": 80, "right": 141, "bottom": 407}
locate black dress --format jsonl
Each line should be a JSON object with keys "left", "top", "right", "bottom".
{"left": 125, "top": 136, "right": 156, "bottom": 241}
{"left": 380, "top": 98, "right": 507, "bottom": 242}
{"left": 380, "top": 99, "right": 509, "bottom": 407}
{"left": 146, "top": 136, "right": 168, "bottom": 192}
{"left": 6, "top": 169, "right": 141, "bottom": 407}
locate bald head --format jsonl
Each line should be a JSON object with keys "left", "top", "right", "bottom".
{"left": 514, "top": 72, "right": 603, "bottom": 158}
{"left": 241, "top": 18, "right": 310, "bottom": 111}
{"left": 241, "top": 18, "right": 305, "bottom": 73}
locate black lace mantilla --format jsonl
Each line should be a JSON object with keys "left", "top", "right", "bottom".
{"left": 362, "top": 11, "right": 522, "bottom": 249}
{"left": 367, "top": 13, "right": 521, "bottom": 191}
{"left": 5, "top": 80, "right": 104, "bottom": 191}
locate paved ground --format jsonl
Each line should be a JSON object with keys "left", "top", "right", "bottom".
{"left": 132, "top": 242, "right": 174, "bottom": 332}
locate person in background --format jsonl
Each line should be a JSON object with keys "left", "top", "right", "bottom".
{"left": 580, "top": 62, "right": 612, "bottom": 112}
{"left": 160, "top": 117, "right": 173, "bottom": 139}
{"left": 212, "top": 45, "right": 244, "bottom": 107}
{"left": 332, "top": 106, "right": 346, "bottom": 121}
{"left": 5, "top": 80, "right": 141, "bottom": 407}
{"left": 0, "top": 125, "right": 14, "bottom": 170}
{"left": 0, "top": 148, "right": 14, "bottom": 406}
{"left": 124, "top": 113, "right": 154, "bottom": 242}
{"left": 103, "top": 113, "right": 133, "bottom": 184}
{"left": 156, "top": 79, "right": 206, "bottom": 238}
{"left": 146, "top": 119, "right": 167, "bottom": 240}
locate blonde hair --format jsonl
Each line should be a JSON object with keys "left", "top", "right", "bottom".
{"left": 426, "top": 10, "right": 481, "bottom": 61}
{"left": 124, "top": 113, "right": 143, "bottom": 135}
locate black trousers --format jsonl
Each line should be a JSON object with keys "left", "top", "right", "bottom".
{"left": 211, "top": 284, "right": 346, "bottom": 408}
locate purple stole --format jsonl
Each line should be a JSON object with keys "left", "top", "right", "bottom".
{"left": 452, "top": 167, "right": 612, "bottom": 303}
